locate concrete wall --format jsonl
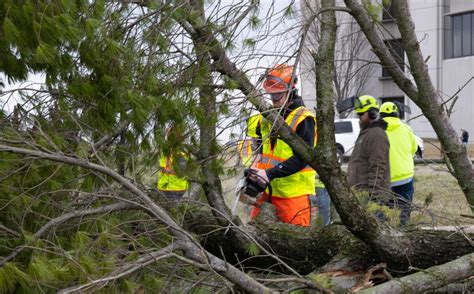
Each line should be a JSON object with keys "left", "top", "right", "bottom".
{"left": 403, "top": 0, "right": 443, "bottom": 138}
{"left": 442, "top": 57, "right": 474, "bottom": 142}
{"left": 449, "top": 0, "right": 474, "bottom": 14}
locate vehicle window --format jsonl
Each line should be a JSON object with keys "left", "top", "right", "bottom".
{"left": 335, "top": 122, "right": 353, "bottom": 134}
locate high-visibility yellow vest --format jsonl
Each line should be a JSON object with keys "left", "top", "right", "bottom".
{"left": 238, "top": 139, "right": 253, "bottom": 167}
{"left": 255, "top": 106, "right": 316, "bottom": 198}
{"left": 383, "top": 117, "right": 418, "bottom": 186}
{"left": 157, "top": 155, "right": 189, "bottom": 192}
{"left": 247, "top": 114, "right": 260, "bottom": 139}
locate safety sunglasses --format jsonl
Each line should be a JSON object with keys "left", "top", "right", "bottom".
{"left": 263, "top": 76, "right": 290, "bottom": 93}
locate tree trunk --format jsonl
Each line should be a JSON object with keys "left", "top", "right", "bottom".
{"left": 188, "top": 0, "right": 251, "bottom": 253}
{"left": 184, "top": 205, "right": 474, "bottom": 275}
{"left": 358, "top": 253, "right": 474, "bottom": 294}
{"left": 192, "top": 3, "right": 236, "bottom": 226}
{"left": 311, "top": 0, "right": 413, "bottom": 265}
{"left": 178, "top": 0, "right": 472, "bottom": 281}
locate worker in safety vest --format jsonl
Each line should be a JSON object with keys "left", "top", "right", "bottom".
{"left": 379, "top": 102, "right": 417, "bottom": 225}
{"left": 157, "top": 125, "right": 189, "bottom": 201}
{"left": 247, "top": 64, "right": 316, "bottom": 227}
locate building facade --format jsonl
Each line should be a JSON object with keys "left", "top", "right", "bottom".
{"left": 301, "top": 0, "right": 474, "bottom": 140}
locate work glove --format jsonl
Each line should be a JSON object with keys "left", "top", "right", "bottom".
{"left": 249, "top": 168, "right": 269, "bottom": 186}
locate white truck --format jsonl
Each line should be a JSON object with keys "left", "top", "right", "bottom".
{"left": 334, "top": 118, "right": 424, "bottom": 164}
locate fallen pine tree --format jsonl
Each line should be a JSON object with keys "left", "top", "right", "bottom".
{"left": 182, "top": 202, "right": 474, "bottom": 291}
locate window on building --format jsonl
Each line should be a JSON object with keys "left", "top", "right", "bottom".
{"left": 453, "top": 15, "right": 462, "bottom": 57}
{"left": 449, "top": 12, "right": 474, "bottom": 58}
{"left": 381, "top": 39, "right": 405, "bottom": 78}
{"left": 382, "top": 2, "right": 396, "bottom": 22}
{"left": 380, "top": 97, "right": 405, "bottom": 119}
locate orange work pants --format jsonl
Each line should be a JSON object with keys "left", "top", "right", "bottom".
{"left": 250, "top": 193, "right": 310, "bottom": 227}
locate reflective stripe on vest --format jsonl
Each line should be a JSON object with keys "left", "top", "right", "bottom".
{"left": 238, "top": 139, "right": 253, "bottom": 167}
{"left": 259, "top": 106, "right": 316, "bottom": 198}
{"left": 257, "top": 154, "right": 314, "bottom": 173}
{"left": 158, "top": 155, "right": 188, "bottom": 192}
{"left": 288, "top": 107, "right": 306, "bottom": 130}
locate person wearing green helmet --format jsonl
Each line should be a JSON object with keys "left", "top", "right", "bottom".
{"left": 347, "top": 95, "right": 391, "bottom": 208}
{"left": 379, "top": 101, "right": 418, "bottom": 226}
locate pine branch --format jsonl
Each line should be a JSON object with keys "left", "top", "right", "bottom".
{"left": 0, "top": 202, "right": 136, "bottom": 266}
{"left": 0, "top": 144, "right": 272, "bottom": 293}
{"left": 0, "top": 225, "right": 21, "bottom": 238}
{"left": 59, "top": 244, "right": 178, "bottom": 293}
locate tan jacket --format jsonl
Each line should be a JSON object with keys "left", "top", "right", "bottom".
{"left": 347, "top": 120, "right": 390, "bottom": 198}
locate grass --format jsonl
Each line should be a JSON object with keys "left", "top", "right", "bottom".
{"left": 411, "top": 164, "right": 473, "bottom": 226}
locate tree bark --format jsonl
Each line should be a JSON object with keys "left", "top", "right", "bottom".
{"left": 174, "top": 0, "right": 473, "bottom": 287}
{"left": 191, "top": 1, "right": 238, "bottom": 227}
{"left": 357, "top": 253, "right": 474, "bottom": 294}
{"left": 188, "top": 0, "right": 253, "bottom": 254}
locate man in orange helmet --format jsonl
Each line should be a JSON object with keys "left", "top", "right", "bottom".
{"left": 247, "top": 64, "right": 316, "bottom": 227}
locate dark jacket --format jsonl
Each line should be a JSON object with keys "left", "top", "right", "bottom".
{"left": 347, "top": 120, "right": 390, "bottom": 198}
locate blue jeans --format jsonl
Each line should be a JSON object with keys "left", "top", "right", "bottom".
{"left": 310, "top": 188, "right": 331, "bottom": 226}
{"left": 391, "top": 180, "right": 414, "bottom": 226}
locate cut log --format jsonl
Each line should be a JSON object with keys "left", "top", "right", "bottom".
{"left": 184, "top": 204, "right": 474, "bottom": 275}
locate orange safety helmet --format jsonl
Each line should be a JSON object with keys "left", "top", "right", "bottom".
{"left": 263, "top": 64, "right": 296, "bottom": 93}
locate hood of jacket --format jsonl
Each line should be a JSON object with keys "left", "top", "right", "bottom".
{"left": 383, "top": 116, "right": 402, "bottom": 131}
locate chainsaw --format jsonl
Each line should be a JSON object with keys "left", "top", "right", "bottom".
{"left": 230, "top": 169, "right": 270, "bottom": 215}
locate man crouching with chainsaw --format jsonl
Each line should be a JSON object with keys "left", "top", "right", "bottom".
{"left": 243, "top": 64, "right": 317, "bottom": 227}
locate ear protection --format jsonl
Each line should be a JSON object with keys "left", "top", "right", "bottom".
{"left": 368, "top": 108, "right": 379, "bottom": 120}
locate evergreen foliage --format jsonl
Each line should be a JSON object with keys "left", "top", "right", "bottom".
{"left": 0, "top": 0, "right": 266, "bottom": 290}
{"left": 2, "top": 0, "right": 461, "bottom": 293}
